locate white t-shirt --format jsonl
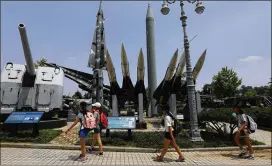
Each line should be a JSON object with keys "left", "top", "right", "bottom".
{"left": 237, "top": 114, "right": 247, "bottom": 128}
{"left": 164, "top": 115, "right": 174, "bottom": 132}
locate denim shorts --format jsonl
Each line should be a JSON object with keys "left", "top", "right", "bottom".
{"left": 79, "top": 128, "right": 90, "bottom": 138}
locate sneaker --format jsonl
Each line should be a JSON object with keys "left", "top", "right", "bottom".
{"left": 176, "top": 156, "right": 185, "bottom": 162}
{"left": 156, "top": 155, "right": 163, "bottom": 162}
{"left": 98, "top": 152, "right": 103, "bottom": 156}
{"left": 78, "top": 156, "right": 87, "bottom": 163}
{"left": 86, "top": 147, "right": 94, "bottom": 154}
{"left": 243, "top": 154, "right": 254, "bottom": 159}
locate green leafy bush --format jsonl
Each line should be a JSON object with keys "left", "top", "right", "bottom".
{"left": 0, "top": 129, "right": 62, "bottom": 143}
{"left": 81, "top": 131, "right": 264, "bottom": 148}
{"left": 198, "top": 107, "right": 272, "bottom": 141}
{"left": 198, "top": 108, "right": 237, "bottom": 141}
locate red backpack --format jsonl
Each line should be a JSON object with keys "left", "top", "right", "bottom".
{"left": 91, "top": 108, "right": 108, "bottom": 129}
{"left": 100, "top": 112, "right": 108, "bottom": 129}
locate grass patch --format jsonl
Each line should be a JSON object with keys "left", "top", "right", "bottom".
{"left": 0, "top": 129, "right": 62, "bottom": 143}
{"left": 83, "top": 131, "right": 265, "bottom": 148}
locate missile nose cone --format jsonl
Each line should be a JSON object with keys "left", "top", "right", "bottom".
{"left": 176, "top": 51, "right": 186, "bottom": 76}
{"left": 165, "top": 49, "right": 179, "bottom": 81}
{"left": 137, "top": 48, "right": 145, "bottom": 81}
{"left": 121, "top": 43, "right": 130, "bottom": 77}
{"left": 146, "top": 3, "right": 154, "bottom": 19}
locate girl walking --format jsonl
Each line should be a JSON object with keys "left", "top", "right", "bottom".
{"left": 87, "top": 102, "right": 104, "bottom": 156}
{"left": 156, "top": 106, "right": 185, "bottom": 162}
{"left": 65, "top": 101, "right": 90, "bottom": 162}
{"left": 233, "top": 104, "right": 254, "bottom": 159}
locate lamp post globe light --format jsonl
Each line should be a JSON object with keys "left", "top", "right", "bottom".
{"left": 161, "top": 0, "right": 205, "bottom": 142}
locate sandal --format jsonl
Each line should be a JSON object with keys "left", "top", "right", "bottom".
{"left": 176, "top": 155, "right": 185, "bottom": 162}
{"left": 156, "top": 155, "right": 163, "bottom": 162}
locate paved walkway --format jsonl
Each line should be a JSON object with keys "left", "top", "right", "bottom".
{"left": 1, "top": 148, "right": 271, "bottom": 165}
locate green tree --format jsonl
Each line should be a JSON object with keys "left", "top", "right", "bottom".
{"left": 211, "top": 66, "right": 242, "bottom": 99}
{"left": 34, "top": 58, "right": 47, "bottom": 68}
{"left": 244, "top": 89, "right": 257, "bottom": 97}
{"left": 72, "top": 91, "right": 82, "bottom": 99}
{"left": 201, "top": 84, "right": 212, "bottom": 95}
{"left": 239, "top": 85, "right": 253, "bottom": 96}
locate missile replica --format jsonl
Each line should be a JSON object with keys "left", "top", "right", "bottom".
{"left": 134, "top": 48, "right": 148, "bottom": 106}
{"left": 153, "top": 49, "right": 207, "bottom": 105}
{"left": 88, "top": 1, "right": 106, "bottom": 70}
{"left": 153, "top": 49, "right": 179, "bottom": 105}
{"left": 120, "top": 44, "right": 135, "bottom": 106}
{"left": 105, "top": 50, "right": 122, "bottom": 97}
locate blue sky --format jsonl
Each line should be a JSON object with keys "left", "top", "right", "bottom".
{"left": 1, "top": 1, "right": 271, "bottom": 95}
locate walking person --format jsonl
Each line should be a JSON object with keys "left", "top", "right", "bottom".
{"left": 233, "top": 104, "right": 254, "bottom": 159}
{"left": 87, "top": 102, "right": 104, "bottom": 156}
{"left": 156, "top": 105, "right": 185, "bottom": 162}
{"left": 65, "top": 101, "right": 91, "bottom": 162}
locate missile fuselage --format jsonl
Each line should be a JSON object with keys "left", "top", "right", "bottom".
{"left": 146, "top": 4, "right": 158, "bottom": 116}
{"left": 120, "top": 44, "right": 135, "bottom": 105}
{"left": 134, "top": 49, "right": 148, "bottom": 105}
{"left": 153, "top": 49, "right": 179, "bottom": 105}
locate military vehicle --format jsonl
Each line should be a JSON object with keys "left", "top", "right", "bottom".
{"left": 0, "top": 23, "right": 64, "bottom": 121}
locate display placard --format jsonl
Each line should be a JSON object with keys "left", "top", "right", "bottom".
{"left": 4, "top": 112, "right": 44, "bottom": 124}
{"left": 107, "top": 116, "right": 136, "bottom": 129}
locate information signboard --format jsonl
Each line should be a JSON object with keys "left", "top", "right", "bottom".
{"left": 4, "top": 112, "right": 44, "bottom": 124}
{"left": 107, "top": 116, "right": 136, "bottom": 129}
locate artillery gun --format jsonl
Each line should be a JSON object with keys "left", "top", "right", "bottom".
{"left": 0, "top": 24, "right": 64, "bottom": 121}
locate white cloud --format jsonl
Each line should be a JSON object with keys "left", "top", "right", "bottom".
{"left": 239, "top": 56, "right": 264, "bottom": 62}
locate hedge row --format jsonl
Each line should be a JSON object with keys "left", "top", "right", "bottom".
{"left": 0, "top": 129, "right": 62, "bottom": 143}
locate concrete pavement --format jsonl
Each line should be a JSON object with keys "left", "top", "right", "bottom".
{"left": 1, "top": 148, "right": 271, "bottom": 165}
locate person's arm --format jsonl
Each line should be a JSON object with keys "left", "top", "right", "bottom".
{"left": 169, "top": 126, "right": 174, "bottom": 139}
{"left": 95, "top": 112, "right": 99, "bottom": 124}
{"left": 166, "top": 116, "right": 175, "bottom": 141}
{"left": 65, "top": 117, "right": 80, "bottom": 134}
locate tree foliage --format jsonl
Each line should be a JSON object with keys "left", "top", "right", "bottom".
{"left": 201, "top": 84, "right": 212, "bottom": 95}
{"left": 72, "top": 91, "right": 82, "bottom": 99}
{"left": 211, "top": 66, "right": 242, "bottom": 98}
{"left": 239, "top": 85, "right": 270, "bottom": 96}
{"left": 244, "top": 89, "right": 257, "bottom": 97}
{"left": 34, "top": 58, "right": 47, "bottom": 68}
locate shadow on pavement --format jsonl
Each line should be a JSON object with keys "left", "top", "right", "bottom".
{"left": 151, "top": 156, "right": 175, "bottom": 163}
{"left": 221, "top": 153, "right": 246, "bottom": 160}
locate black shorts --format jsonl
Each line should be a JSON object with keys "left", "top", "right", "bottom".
{"left": 164, "top": 132, "right": 176, "bottom": 140}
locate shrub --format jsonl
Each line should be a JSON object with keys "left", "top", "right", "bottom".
{"left": 0, "top": 129, "right": 62, "bottom": 143}
{"left": 198, "top": 108, "right": 237, "bottom": 140}
{"left": 198, "top": 107, "right": 272, "bottom": 140}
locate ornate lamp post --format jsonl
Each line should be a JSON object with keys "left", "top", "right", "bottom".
{"left": 161, "top": 0, "right": 205, "bottom": 141}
